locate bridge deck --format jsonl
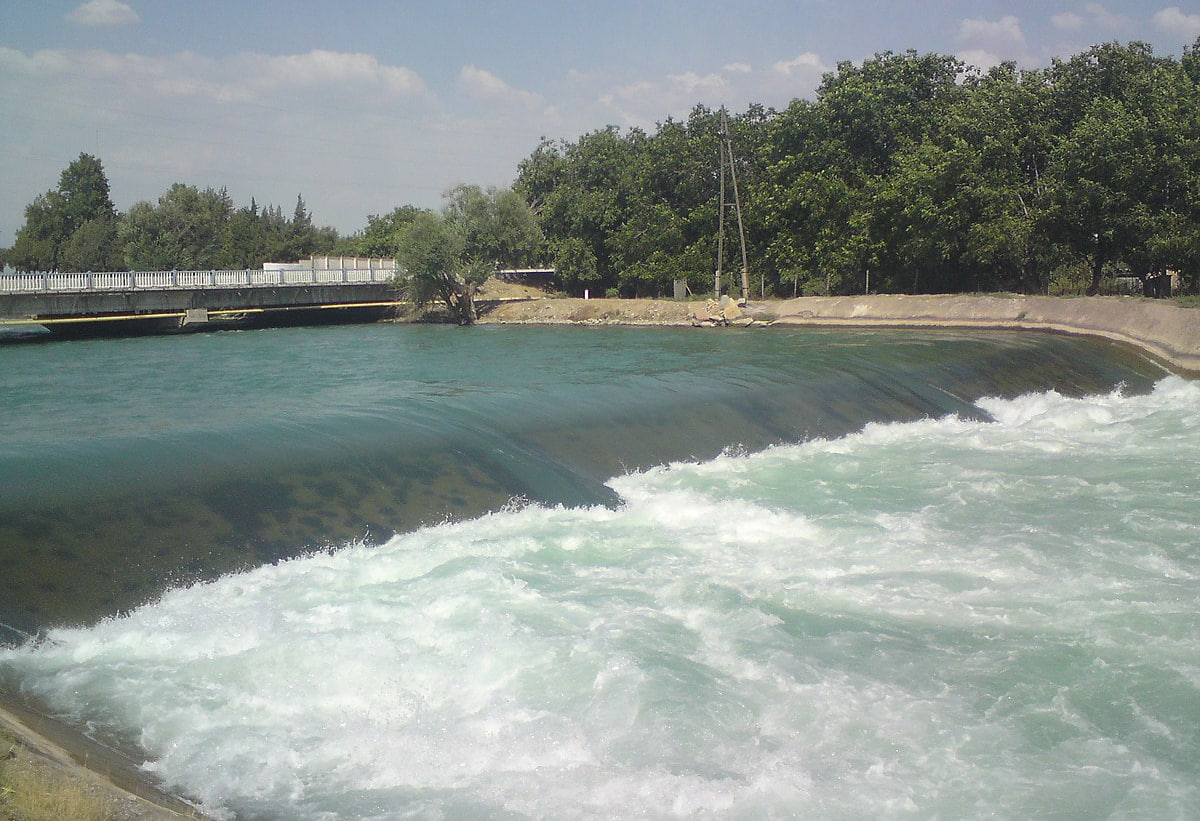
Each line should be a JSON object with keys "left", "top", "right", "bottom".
{"left": 0, "top": 267, "right": 396, "bottom": 294}
{"left": 0, "top": 268, "right": 402, "bottom": 336}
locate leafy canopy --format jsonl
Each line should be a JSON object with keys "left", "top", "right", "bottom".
{"left": 395, "top": 185, "right": 543, "bottom": 324}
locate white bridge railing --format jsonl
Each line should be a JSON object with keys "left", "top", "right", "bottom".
{"left": 0, "top": 267, "right": 398, "bottom": 294}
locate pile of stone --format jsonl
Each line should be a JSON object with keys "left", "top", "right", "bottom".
{"left": 690, "top": 295, "right": 757, "bottom": 327}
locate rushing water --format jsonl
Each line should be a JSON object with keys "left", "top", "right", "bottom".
{"left": 2, "top": 323, "right": 1198, "bottom": 819}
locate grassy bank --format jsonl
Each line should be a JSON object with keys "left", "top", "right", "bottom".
{"left": 1, "top": 728, "right": 118, "bottom": 820}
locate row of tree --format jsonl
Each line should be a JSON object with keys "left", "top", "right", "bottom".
{"left": 3, "top": 153, "right": 339, "bottom": 273}
{"left": 6, "top": 40, "right": 1199, "bottom": 305}
{"left": 516, "top": 40, "right": 1200, "bottom": 297}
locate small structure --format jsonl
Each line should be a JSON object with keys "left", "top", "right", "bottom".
{"left": 1112, "top": 270, "right": 1180, "bottom": 298}
{"left": 1145, "top": 270, "right": 1180, "bottom": 298}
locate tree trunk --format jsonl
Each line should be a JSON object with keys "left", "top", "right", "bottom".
{"left": 456, "top": 287, "right": 477, "bottom": 325}
{"left": 1086, "top": 252, "right": 1105, "bottom": 296}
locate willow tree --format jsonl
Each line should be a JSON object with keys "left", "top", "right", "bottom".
{"left": 396, "top": 186, "right": 543, "bottom": 324}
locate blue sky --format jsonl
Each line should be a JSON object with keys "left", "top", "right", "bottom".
{"left": 2, "top": 1, "right": 1198, "bottom": 249}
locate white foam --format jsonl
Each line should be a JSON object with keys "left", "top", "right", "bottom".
{"left": 4, "top": 379, "right": 1200, "bottom": 818}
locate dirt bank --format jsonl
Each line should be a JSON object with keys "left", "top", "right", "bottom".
{"left": 479, "top": 293, "right": 1200, "bottom": 374}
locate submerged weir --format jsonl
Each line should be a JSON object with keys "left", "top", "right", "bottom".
{"left": 0, "top": 324, "right": 1163, "bottom": 634}
{"left": 2, "top": 324, "right": 1198, "bottom": 818}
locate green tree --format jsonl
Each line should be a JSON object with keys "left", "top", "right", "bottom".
{"left": 9, "top": 153, "right": 121, "bottom": 272}
{"left": 550, "top": 236, "right": 598, "bottom": 292}
{"left": 8, "top": 194, "right": 64, "bottom": 272}
{"left": 815, "top": 50, "right": 965, "bottom": 177}
{"left": 759, "top": 97, "right": 880, "bottom": 294}
{"left": 120, "top": 184, "right": 233, "bottom": 271}
{"left": 513, "top": 41, "right": 1200, "bottom": 300}
{"left": 1040, "top": 43, "right": 1198, "bottom": 294}
{"left": 285, "top": 194, "right": 316, "bottom": 261}
{"left": 396, "top": 211, "right": 488, "bottom": 323}
{"left": 58, "top": 153, "right": 117, "bottom": 234}
{"left": 345, "top": 205, "right": 426, "bottom": 257}
{"left": 218, "top": 199, "right": 268, "bottom": 269}
{"left": 952, "top": 63, "right": 1054, "bottom": 293}
{"left": 443, "top": 184, "right": 544, "bottom": 269}
{"left": 397, "top": 187, "right": 542, "bottom": 324}
{"left": 59, "top": 217, "right": 123, "bottom": 273}
{"left": 515, "top": 127, "right": 637, "bottom": 292}
{"left": 613, "top": 108, "right": 728, "bottom": 297}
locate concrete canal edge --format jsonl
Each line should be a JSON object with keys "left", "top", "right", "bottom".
{"left": 765, "top": 295, "right": 1200, "bottom": 375}
{"left": 479, "top": 293, "right": 1200, "bottom": 375}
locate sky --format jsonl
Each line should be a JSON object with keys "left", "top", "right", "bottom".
{"left": 2, "top": 1, "right": 1199, "bottom": 248}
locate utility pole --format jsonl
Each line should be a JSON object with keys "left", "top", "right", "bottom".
{"left": 716, "top": 117, "right": 726, "bottom": 299}
{"left": 717, "top": 108, "right": 750, "bottom": 305}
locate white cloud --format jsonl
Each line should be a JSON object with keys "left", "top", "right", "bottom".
{"left": 1047, "top": 4, "right": 1129, "bottom": 42}
{"left": 597, "top": 80, "right": 660, "bottom": 125}
{"left": 958, "top": 15, "right": 1026, "bottom": 49}
{"left": 1154, "top": 6, "right": 1200, "bottom": 40}
{"left": 957, "top": 49, "right": 1005, "bottom": 71}
{"left": 0, "top": 47, "right": 428, "bottom": 104}
{"left": 249, "top": 51, "right": 426, "bottom": 96}
{"left": 668, "top": 71, "right": 728, "bottom": 96}
{"left": 458, "top": 65, "right": 544, "bottom": 110}
{"left": 1084, "top": 3, "right": 1126, "bottom": 30}
{"left": 1051, "top": 12, "right": 1085, "bottom": 31}
{"left": 1048, "top": 4, "right": 1127, "bottom": 34}
{"left": 66, "top": 0, "right": 139, "bottom": 27}
{"left": 0, "top": 46, "right": 73, "bottom": 74}
{"left": 772, "top": 52, "right": 824, "bottom": 77}
{"left": 591, "top": 55, "right": 828, "bottom": 129}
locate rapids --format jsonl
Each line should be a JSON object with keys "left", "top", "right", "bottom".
{"left": 2, "top": 324, "right": 1196, "bottom": 818}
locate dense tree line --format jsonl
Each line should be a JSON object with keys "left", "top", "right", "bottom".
{"left": 516, "top": 41, "right": 1200, "bottom": 298}
{"left": 7, "top": 41, "right": 1198, "bottom": 301}
{"left": 5, "top": 154, "right": 340, "bottom": 273}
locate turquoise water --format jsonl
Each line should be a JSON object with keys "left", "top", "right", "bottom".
{"left": 2, "top": 324, "right": 1198, "bottom": 818}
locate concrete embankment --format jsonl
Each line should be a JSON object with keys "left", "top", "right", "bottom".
{"left": 767, "top": 295, "right": 1200, "bottom": 374}
{"left": 480, "top": 293, "right": 1200, "bottom": 374}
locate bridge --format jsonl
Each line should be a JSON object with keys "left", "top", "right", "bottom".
{"left": 0, "top": 257, "right": 401, "bottom": 337}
